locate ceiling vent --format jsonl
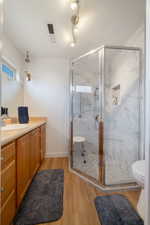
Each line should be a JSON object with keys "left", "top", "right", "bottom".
{"left": 47, "top": 24, "right": 56, "bottom": 43}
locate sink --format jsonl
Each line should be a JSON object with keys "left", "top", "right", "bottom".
{"left": 1, "top": 124, "right": 29, "bottom": 131}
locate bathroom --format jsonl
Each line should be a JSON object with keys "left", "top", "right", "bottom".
{"left": 0, "top": 0, "right": 149, "bottom": 225}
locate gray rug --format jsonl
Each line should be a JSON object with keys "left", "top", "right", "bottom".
{"left": 14, "top": 169, "right": 64, "bottom": 225}
{"left": 95, "top": 194, "right": 144, "bottom": 225}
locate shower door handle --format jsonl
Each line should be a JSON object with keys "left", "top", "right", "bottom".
{"left": 95, "top": 115, "right": 103, "bottom": 123}
{"left": 95, "top": 115, "right": 100, "bottom": 122}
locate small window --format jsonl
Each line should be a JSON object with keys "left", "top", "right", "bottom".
{"left": 2, "top": 62, "right": 16, "bottom": 80}
{"left": 75, "top": 85, "right": 92, "bottom": 93}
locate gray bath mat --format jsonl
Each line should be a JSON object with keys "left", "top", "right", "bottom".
{"left": 95, "top": 194, "right": 144, "bottom": 225}
{"left": 14, "top": 169, "right": 64, "bottom": 225}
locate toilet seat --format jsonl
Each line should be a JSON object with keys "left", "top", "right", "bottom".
{"left": 132, "top": 160, "right": 145, "bottom": 220}
{"left": 132, "top": 160, "right": 145, "bottom": 186}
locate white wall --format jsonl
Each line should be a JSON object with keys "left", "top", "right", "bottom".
{"left": 2, "top": 35, "right": 70, "bottom": 157}
{"left": 24, "top": 57, "right": 69, "bottom": 157}
{"left": 2, "top": 34, "right": 24, "bottom": 117}
{"left": 2, "top": 36, "right": 70, "bottom": 157}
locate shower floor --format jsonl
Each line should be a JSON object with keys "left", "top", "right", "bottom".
{"left": 72, "top": 142, "right": 136, "bottom": 185}
{"left": 72, "top": 142, "right": 99, "bottom": 180}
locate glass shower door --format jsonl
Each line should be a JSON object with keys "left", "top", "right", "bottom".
{"left": 103, "top": 47, "right": 141, "bottom": 185}
{"left": 71, "top": 52, "right": 100, "bottom": 181}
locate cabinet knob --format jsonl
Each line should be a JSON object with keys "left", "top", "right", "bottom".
{"left": 1, "top": 187, "right": 4, "bottom": 192}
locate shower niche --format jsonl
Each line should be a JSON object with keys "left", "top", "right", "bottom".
{"left": 70, "top": 46, "right": 142, "bottom": 189}
{"left": 112, "top": 84, "right": 121, "bottom": 106}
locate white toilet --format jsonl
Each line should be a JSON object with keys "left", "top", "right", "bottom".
{"left": 132, "top": 160, "right": 145, "bottom": 220}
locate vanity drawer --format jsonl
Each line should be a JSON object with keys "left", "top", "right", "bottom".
{"left": 1, "top": 160, "right": 16, "bottom": 206}
{"left": 0, "top": 190, "right": 16, "bottom": 225}
{"left": 1, "top": 142, "right": 16, "bottom": 169}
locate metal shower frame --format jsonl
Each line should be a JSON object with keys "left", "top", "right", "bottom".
{"left": 69, "top": 45, "right": 142, "bottom": 191}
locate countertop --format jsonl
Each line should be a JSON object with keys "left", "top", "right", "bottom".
{"left": 1, "top": 118, "right": 47, "bottom": 147}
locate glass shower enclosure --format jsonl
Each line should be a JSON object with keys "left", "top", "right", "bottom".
{"left": 70, "top": 46, "right": 142, "bottom": 189}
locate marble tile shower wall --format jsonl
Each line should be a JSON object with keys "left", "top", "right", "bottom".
{"left": 73, "top": 71, "right": 99, "bottom": 147}
{"left": 104, "top": 49, "right": 141, "bottom": 185}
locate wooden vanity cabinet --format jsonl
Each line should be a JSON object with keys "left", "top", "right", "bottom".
{"left": 41, "top": 124, "right": 46, "bottom": 162}
{"left": 1, "top": 124, "right": 46, "bottom": 224}
{"left": 0, "top": 142, "right": 16, "bottom": 225}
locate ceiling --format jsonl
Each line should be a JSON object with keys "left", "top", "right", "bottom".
{"left": 4, "top": 0, "right": 145, "bottom": 59}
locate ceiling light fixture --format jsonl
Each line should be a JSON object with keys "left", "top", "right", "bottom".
{"left": 25, "top": 51, "right": 31, "bottom": 63}
{"left": 24, "top": 51, "right": 32, "bottom": 81}
{"left": 69, "top": 0, "right": 80, "bottom": 47}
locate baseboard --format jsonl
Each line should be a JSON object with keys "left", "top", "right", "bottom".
{"left": 45, "top": 152, "right": 69, "bottom": 158}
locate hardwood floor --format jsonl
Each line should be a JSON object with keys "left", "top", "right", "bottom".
{"left": 38, "top": 157, "right": 140, "bottom": 225}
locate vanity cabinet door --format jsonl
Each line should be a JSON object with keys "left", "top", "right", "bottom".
{"left": 0, "top": 142, "right": 16, "bottom": 225}
{"left": 1, "top": 142, "right": 16, "bottom": 169}
{"left": 41, "top": 124, "right": 46, "bottom": 162}
{"left": 30, "top": 128, "right": 41, "bottom": 178}
{"left": 1, "top": 160, "right": 16, "bottom": 206}
{"left": 17, "top": 133, "right": 30, "bottom": 207}
{"left": 1, "top": 191, "right": 16, "bottom": 225}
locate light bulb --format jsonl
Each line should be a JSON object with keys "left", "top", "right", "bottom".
{"left": 70, "top": 1, "right": 78, "bottom": 11}
{"left": 73, "top": 26, "right": 78, "bottom": 34}
{"left": 70, "top": 42, "right": 75, "bottom": 47}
